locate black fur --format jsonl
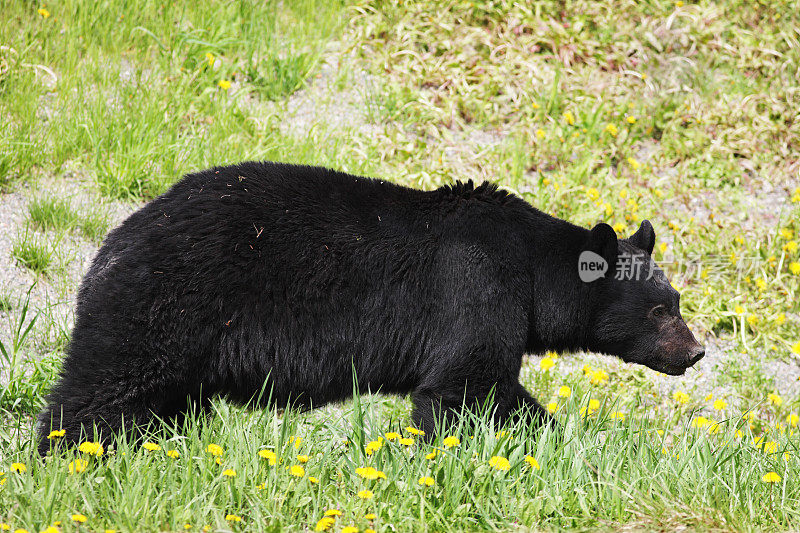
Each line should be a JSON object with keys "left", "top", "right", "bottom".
{"left": 38, "top": 161, "right": 702, "bottom": 455}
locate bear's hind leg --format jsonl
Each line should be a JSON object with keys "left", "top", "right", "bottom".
{"left": 38, "top": 388, "right": 155, "bottom": 456}
{"left": 38, "top": 364, "right": 191, "bottom": 456}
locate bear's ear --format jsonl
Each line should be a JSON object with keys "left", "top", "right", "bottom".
{"left": 628, "top": 219, "right": 656, "bottom": 255}
{"left": 585, "top": 222, "right": 619, "bottom": 273}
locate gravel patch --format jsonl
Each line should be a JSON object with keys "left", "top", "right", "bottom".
{"left": 0, "top": 172, "right": 137, "bottom": 379}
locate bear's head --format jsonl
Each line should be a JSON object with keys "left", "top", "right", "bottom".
{"left": 581, "top": 220, "right": 704, "bottom": 375}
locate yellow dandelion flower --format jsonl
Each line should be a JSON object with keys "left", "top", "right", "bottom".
{"left": 787, "top": 413, "right": 799, "bottom": 428}
{"left": 789, "top": 262, "right": 800, "bottom": 275}
{"left": 384, "top": 432, "right": 400, "bottom": 441}
{"left": 532, "top": 102, "right": 540, "bottom": 109}
{"left": 546, "top": 402, "right": 558, "bottom": 414}
{"left": 324, "top": 510, "right": 342, "bottom": 517}
{"left": 762, "top": 471, "right": 781, "bottom": 483}
{"left": 763, "top": 441, "right": 778, "bottom": 454}
{"left": 355, "top": 467, "right": 386, "bottom": 480}
{"left": 692, "top": 416, "right": 710, "bottom": 428}
{"left": 365, "top": 513, "right": 377, "bottom": 520}
{"left": 588, "top": 399, "right": 600, "bottom": 411}
{"left": 768, "top": 393, "right": 783, "bottom": 406}
{"left": 792, "top": 341, "right": 800, "bottom": 355}
{"left": 582, "top": 364, "right": 593, "bottom": 375}
{"left": 10, "top": 463, "right": 26, "bottom": 473}
{"left": 418, "top": 476, "right": 435, "bottom": 486}
{"left": 590, "top": 369, "right": 609, "bottom": 385}
{"left": 604, "top": 123, "right": 618, "bottom": 137}
{"left": 222, "top": 469, "right": 236, "bottom": 477}
{"left": 443, "top": 436, "right": 460, "bottom": 448}
{"left": 586, "top": 188, "right": 600, "bottom": 201}
{"left": 784, "top": 240, "right": 798, "bottom": 252}
{"left": 205, "top": 52, "right": 214, "bottom": 67}
{"left": 707, "top": 421, "right": 722, "bottom": 435}
{"left": 535, "top": 129, "right": 545, "bottom": 139}
{"left": 627, "top": 157, "right": 640, "bottom": 170}
{"left": 38, "top": 7, "right": 50, "bottom": 18}
{"left": 68, "top": 459, "right": 88, "bottom": 474}
{"left": 734, "top": 305, "right": 744, "bottom": 316}
{"left": 539, "top": 356, "right": 555, "bottom": 371}
{"left": 365, "top": 440, "right": 383, "bottom": 455}
{"left": 47, "top": 429, "right": 66, "bottom": 440}
{"left": 626, "top": 116, "right": 636, "bottom": 124}
{"left": 0, "top": 524, "right": 9, "bottom": 531}
{"left": 342, "top": 527, "right": 358, "bottom": 533}
{"left": 609, "top": 411, "right": 625, "bottom": 421}
{"left": 747, "top": 314, "right": 758, "bottom": 326}
{"left": 612, "top": 222, "right": 626, "bottom": 233}
{"left": 142, "top": 442, "right": 161, "bottom": 452}
{"left": 225, "top": 514, "right": 241, "bottom": 522}
{"left": 78, "top": 441, "right": 103, "bottom": 456}
{"left": 713, "top": 399, "right": 727, "bottom": 411}
{"left": 780, "top": 228, "right": 793, "bottom": 239}
{"left": 206, "top": 444, "right": 223, "bottom": 456}
{"left": 399, "top": 437, "right": 414, "bottom": 446}
{"left": 41, "top": 527, "right": 58, "bottom": 533}
{"left": 405, "top": 426, "right": 425, "bottom": 436}
{"left": 297, "top": 454, "right": 310, "bottom": 463}
{"left": 71, "top": 514, "right": 87, "bottom": 523}
{"left": 557, "top": 385, "right": 571, "bottom": 398}
{"left": 357, "top": 489, "right": 374, "bottom": 499}
{"left": 673, "top": 390, "right": 689, "bottom": 404}
{"left": 308, "top": 476, "right": 318, "bottom": 483}
{"left": 289, "top": 465, "right": 305, "bottom": 477}
{"left": 289, "top": 436, "right": 304, "bottom": 449}
{"left": 488, "top": 456, "right": 510, "bottom": 471}
{"left": 167, "top": 450, "right": 180, "bottom": 459}
{"left": 563, "top": 111, "right": 576, "bottom": 125}
{"left": 525, "top": 456, "right": 540, "bottom": 470}
{"left": 218, "top": 79, "right": 231, "bottom": 90}
{"left": 425, "top": 450, "right": 439, "bottom": 460}
{"left": 258, "top": 449, "right": 277, "bottom": 465}
{"left": 314, "top": 517, "right": 335, "bottom": 531}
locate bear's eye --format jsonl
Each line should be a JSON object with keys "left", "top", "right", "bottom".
{"left": 650, "top": 305, "right": 668, "bottom": 319}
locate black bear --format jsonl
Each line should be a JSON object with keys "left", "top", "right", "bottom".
{"left": 38, "top": 161, "right": 704, "bottom": 455}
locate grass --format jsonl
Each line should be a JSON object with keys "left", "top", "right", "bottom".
{"left": 27, "top": 195, "right": 110, "bottom": 243}
{"left": 1, "top": 0, "right": 799, "bottom": 530}
{"left": 3, "top": 389, "right": 799, "bottom": 532}
{"left": 11, "top": 229, "right": 57, "bottom": 277}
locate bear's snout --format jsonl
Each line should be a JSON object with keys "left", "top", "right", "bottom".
{"left": 688, "top": 346, "right": 705, "bottom": 366}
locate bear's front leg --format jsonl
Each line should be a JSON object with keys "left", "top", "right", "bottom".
{"left": 410, "top": 377, "right": 556, "bottom": 440}
{"left": 509, "top": 381, "right": 557, "bottom": 430}
{"left": 410, "top": 375, "right": 518, "bottom": 440}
